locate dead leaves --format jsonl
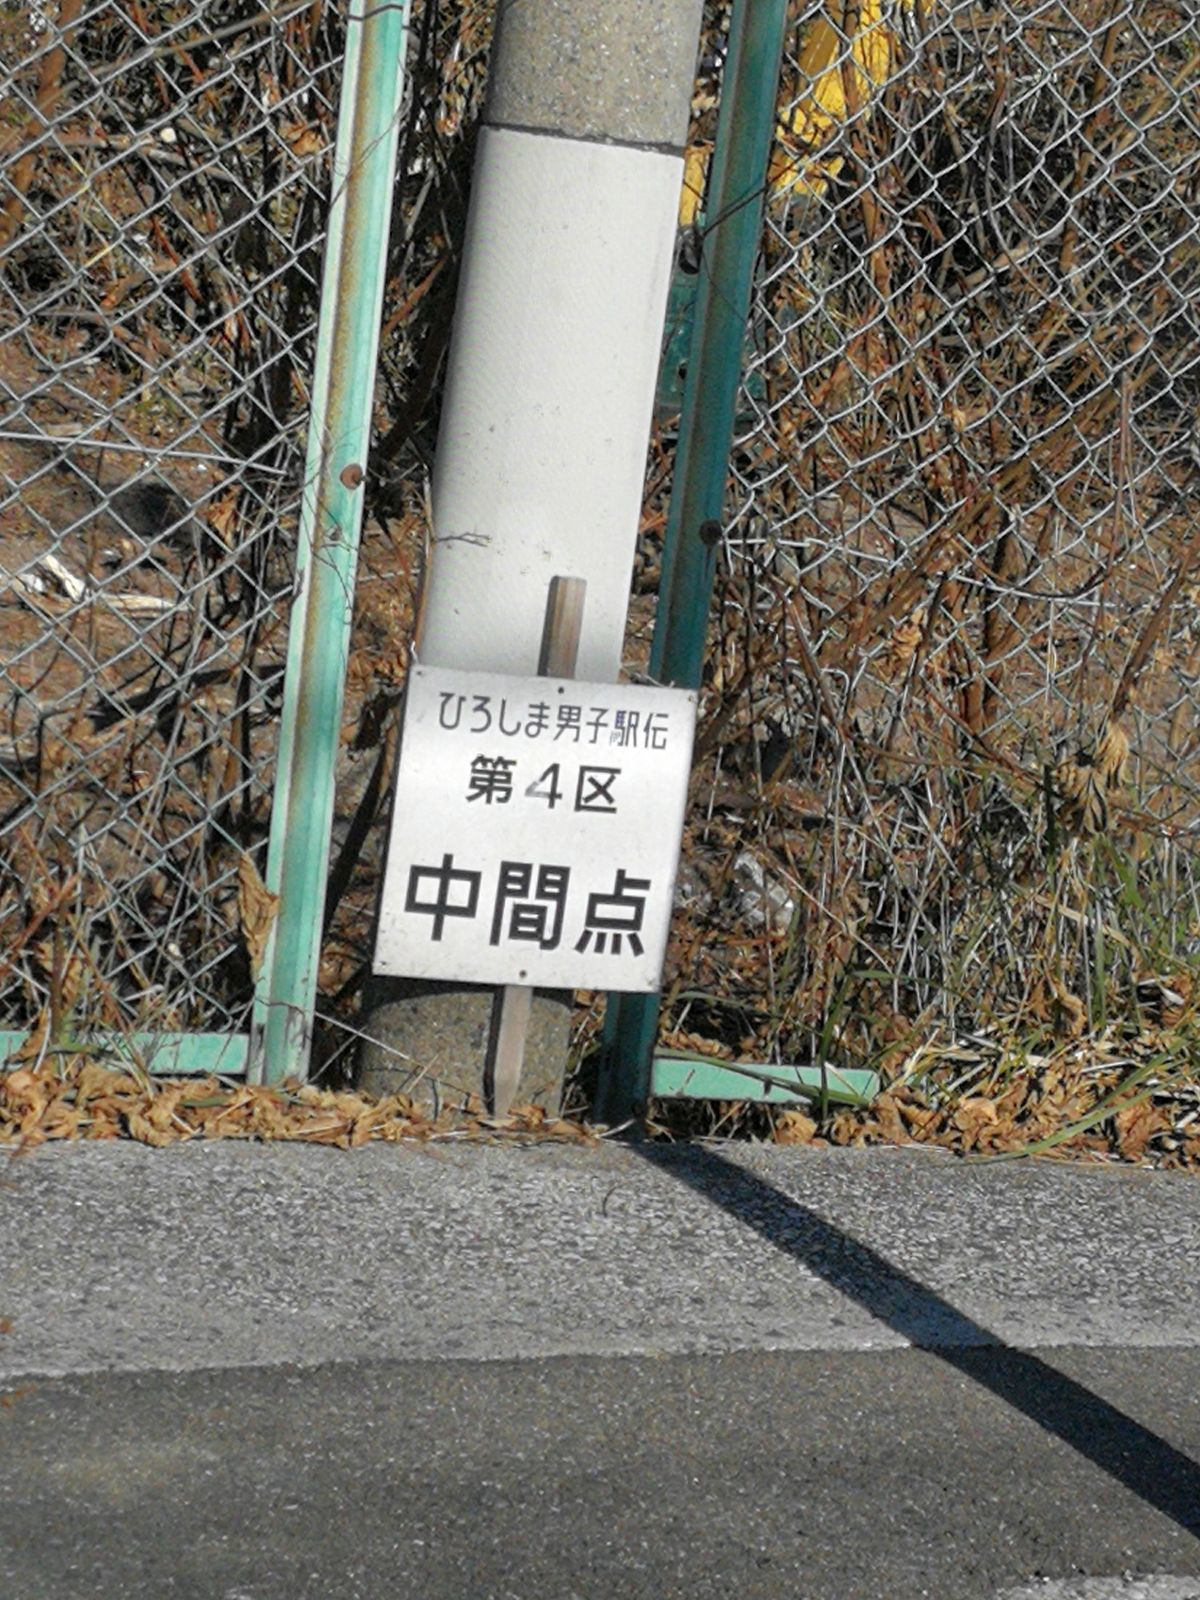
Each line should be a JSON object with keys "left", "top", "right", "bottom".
{"left": 1055, "top": 720, "right": 1130, "bottom": 837}
{"left": 659, "top": 1029, "right": 735, "bottom": 1061}
{"left": 773, "top": 1108, "right": 818, "bottom": 1145}
{"left": 280, "top": 120, "right": 323, "bottom": 159}
{"left": 1114, "top": 1100, "right": 1157, "bottom": 1162}
{"left": 1135, "top": 972, "right": 1194, "bottom": 1029}
{"left": 776, "top": 1051, "right": 1200, "bottom": 1168}
{"left": 879, "top": 604, "right": 926, "bottom": 679}
{"left": 237, "top": 853, "right": 279, "bottom": 980}
{"left": 206, "top": 488, "right": 239, "bottom": 550}
{"left": 0, "top": 1060, "right": 596, "bottom": 1152}
{"left": 1, "top": 1069, "right": 54, "bottom": 1138}
{"left": 1028, "top": 972, "right": 1088, "bottom": 1039}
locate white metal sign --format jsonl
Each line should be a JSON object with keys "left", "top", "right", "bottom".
{"left": 374, "top": 665, "right": 696, "bottom": 991}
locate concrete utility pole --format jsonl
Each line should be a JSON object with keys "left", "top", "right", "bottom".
{"left": 360, "top": 0, "right": 705, "bottom": 1110}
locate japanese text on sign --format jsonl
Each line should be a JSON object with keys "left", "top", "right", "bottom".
{"left": 374, "top": 665, "right": 697, "bottom": 992}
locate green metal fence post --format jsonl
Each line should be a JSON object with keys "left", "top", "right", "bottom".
{"left": 595, "top": 0, "right": 790, "bottom": 1125}
{"left": 248, "top": 2, "right": 410, "bottom": 1084}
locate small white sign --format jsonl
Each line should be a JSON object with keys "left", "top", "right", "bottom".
{"left": 374, "top": 665, "right": 696, "bottom": 991}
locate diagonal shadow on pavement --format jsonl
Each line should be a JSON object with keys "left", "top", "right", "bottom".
{"left": 638, "top": 1143, "right": 1200, "bottom": 1542}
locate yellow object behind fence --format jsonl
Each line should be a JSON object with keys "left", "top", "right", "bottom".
{"left": 680, "top": 0, "right": 920, "bottom": 225}
{"left": 770, "top": 0, "right": 917, "bottom": 200}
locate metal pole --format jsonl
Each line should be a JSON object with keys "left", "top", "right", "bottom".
{"left": 596, "top": 0, "right": 791, "bottom": 1126}
{"left": 249, "top": 2, "right": 410, "bottom": 1084}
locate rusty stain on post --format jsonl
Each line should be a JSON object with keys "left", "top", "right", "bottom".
{"left": 249, "top": 1, "right": 411, "bottom": 1084}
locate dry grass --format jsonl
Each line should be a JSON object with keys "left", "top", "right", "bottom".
{"left": 620, "top": 0, "right": 1200, "bottom": 1149}
{"left": 1, "top": 1, "right": 1199, "bottom": 1164}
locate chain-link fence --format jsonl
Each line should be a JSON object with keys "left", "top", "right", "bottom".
{"left": 4, "top": 0, "right": 1198, "bottom": 1094}
{"left": 0, "top": 1, "right": 343, "bottom": 1046}
{"left": 657, "top": 0, "right": 1200, "bottom": 1079}
{"left": 0, "top": 0, "right": 508, "bottom": 1078}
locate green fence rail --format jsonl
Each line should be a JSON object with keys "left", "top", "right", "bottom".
{"left": 250, "top": 0, "right": 411, "bottom": 1085}
{"left": 0, "top": 3, "right": 410, "bottom": 1087}
{"left": 597, "top": 0, "right": 794, "bottom": 1126}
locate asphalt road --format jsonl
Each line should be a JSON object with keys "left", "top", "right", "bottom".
{"left": 2, "top": 1141, "right": 1198, "bottom": 1598}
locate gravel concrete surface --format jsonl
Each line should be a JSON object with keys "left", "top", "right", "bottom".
{"left": 1, "top": 1348, "right": 1198, "bottom": 1600}
{"left": 1, "top": 1140, "right": 1197, "bottom": 1377}
{"left": 3, "top": 1140, "right": 1198, "bottom": 1598}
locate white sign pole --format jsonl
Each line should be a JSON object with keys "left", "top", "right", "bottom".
{"left": 489, "top": 577, "right": 586, "bottom": 1114}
